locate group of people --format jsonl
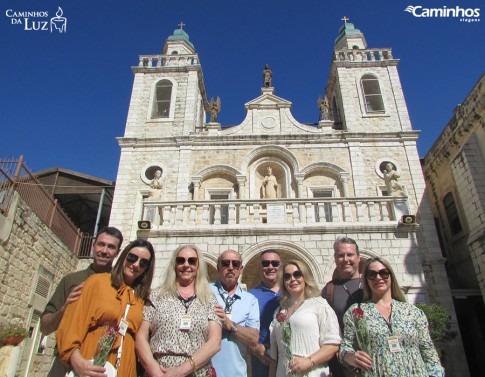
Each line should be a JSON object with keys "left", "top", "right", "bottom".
{"left": 40, "top": 229, "right": 444, "bottom": 377}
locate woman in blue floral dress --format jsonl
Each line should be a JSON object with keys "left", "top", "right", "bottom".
{"left": 339, "top": 257, "right": 444, "bottom": 377}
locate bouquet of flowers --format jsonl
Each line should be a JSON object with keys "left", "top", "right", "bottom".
{"left": 276, "top": 309, "right": 293, "bottom": 362}
{"left": 276, "top": 308, "right": 309, "bottom": 377}
{"left": 93, "top": 324, "right": 119, "bottom": 367}
{"left": 67, "top": 323, "right": 119, "bottom": 377}
{"left": 352, "top": 305, "right": 372, "bottom": 376}
{"left": 352, "top": 306, "right": 371, "bottom": 354}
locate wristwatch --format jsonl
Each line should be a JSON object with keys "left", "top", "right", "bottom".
{"left": 230, "top": 321, "right": 238, "bottom": 333}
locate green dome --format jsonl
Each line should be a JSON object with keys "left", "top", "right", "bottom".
{"left": 167, "top": 28, "right": 195, "bottom": 49}
{"left": 335, "top": 22, "right": 363, "bottom": 44}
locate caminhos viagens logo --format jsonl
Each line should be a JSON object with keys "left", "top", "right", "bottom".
{"left": 405, "top": 5, "right": 480, "bottom": 22}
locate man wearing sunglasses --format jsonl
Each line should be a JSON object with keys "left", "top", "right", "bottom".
{"left": 248, "top": 249, "right": 282, "bottom": 377}
{"left": 321, "top": 237, "right": 364, "bottom": 377}
{"left": 40, "top": 226, "right": 123, "bottom": 377}
{"left": 210, "top": 249, "right": 260, "bottom": 377}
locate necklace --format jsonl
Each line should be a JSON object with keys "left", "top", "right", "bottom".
{"left": 177, "top": 289, "right": 195, "bottom": 300}
{"left": 376, "top": 301, "right": 392, "bottom": 310}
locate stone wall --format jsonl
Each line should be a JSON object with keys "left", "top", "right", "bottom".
{"left": 0, "top": 193, "right": 78, "bottom": 376}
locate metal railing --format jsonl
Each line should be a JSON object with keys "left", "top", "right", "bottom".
{"left": 0, "top": 156, "right": 81, "bottom": 255}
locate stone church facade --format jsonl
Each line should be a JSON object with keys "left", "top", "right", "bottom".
{"left": 110, "top": 23, "right": 468, "bottom": 375}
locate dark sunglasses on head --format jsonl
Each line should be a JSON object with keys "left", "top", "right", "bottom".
{"left": 261, "top": 260, "right": 281, "bottom": 268}
{"left": 176, "top": 257, "right": 198, "bottom": 266}
{"left": 126, "top": 252, "right": 151, "bottom": 270}
{"left": 220, "top": 259, "right": 242, "bottom": 269}
{"left": 366, "top": 269, "right": 390, "bottom": 280}
{"left": 283, "top": 270, "right": 303, "bottom": 281}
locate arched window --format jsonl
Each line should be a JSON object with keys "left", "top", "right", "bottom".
{"left": 361, "top": 74, "right": 384, "bottom": 112}
{"left": 152, "top": 80, "right": 173, "bottom": 118}
{"left": 443, "top": 192, "right": 463, "bottom": 235}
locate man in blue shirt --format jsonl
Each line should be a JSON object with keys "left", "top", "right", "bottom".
{"left": 249, "top": 249, "right": 282, "bottom": 377}
{"left": 211, "top": 249, "right": 260, "bottom": 377}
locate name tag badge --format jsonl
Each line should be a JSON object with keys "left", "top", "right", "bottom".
{"left": 180, "top": 315, "right": 192, "bottom": 331}
{"left": 387, "top": 336, "right": 402, "bottom": 353}
{"left": 118, "top": 319, "right": 129, "bottom": 336}
{"left": 225, "top": 312, "right": 232, "bottom": 321}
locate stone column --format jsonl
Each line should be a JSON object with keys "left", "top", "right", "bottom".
{"left": 191, "top": 176, "right": 202, "bottom": 200}
{"left": 340, "top": 173, "right": 350, "bottom": 197}
{"left": 236, "top": 175, "right": 247, "bottom": 199}
{"left": 294, "top": 173, "right": 305, "bottom": 198}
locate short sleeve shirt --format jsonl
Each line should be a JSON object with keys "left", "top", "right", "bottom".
{"left": 42, "top": 264, "right": 96, "bottom": 317}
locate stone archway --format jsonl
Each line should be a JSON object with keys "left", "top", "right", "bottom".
{"left": 239, "top": 240, "right": 326, "bottom": 290}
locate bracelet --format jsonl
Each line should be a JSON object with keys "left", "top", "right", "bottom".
{"left": 188, "top": 356, "right": 196, "bottom": 373}
{"left": 308, "top": 355, "right": 315, "bottom": 367}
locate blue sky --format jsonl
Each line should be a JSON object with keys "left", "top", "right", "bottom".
{"left": 1, "top": 0, "right": 483, "bottom": 181}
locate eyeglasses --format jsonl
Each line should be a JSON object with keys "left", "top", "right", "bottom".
{"left": 176, "top": 257, "right": 198, "bottom": 266}
{"left": 366, "top": 269, "right": 390, "bottom": 280}
{"left": 261, "top": 260, "right": 280, "bottom": 268}
{"left": 283, "top": 270, "right": 303, "bottom": 281}
{"left": 220, "top": 259, "right": 242, "bottom": 269}
{"left": 126, "top": 252, "right": 151, "bottom": 270}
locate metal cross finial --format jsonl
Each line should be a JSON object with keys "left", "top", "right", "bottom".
{"left": 341, "top": 16, "right": 350, "bottom": 24}
{"left": 178, "top": 21, "right": 186, "bottom": 30}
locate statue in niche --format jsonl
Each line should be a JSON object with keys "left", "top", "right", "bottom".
{"left": 207, "top": 96, "right": 221, "bottom": 123}
{"left": 150, "top": 169, "right": 164, "bottom": 189}
{"left": 263, "top": 64, "right": 273, "bottom": 88}
{"left": 261, "top": 166, "right": 279, "bottom": 199}
{"left": 382, "top": 162, "right": 405, "bottom": 196}
{"left": 147, "top": 169, "right": 165, "bottom": 200}
{"left": 318, "top": 95, "right": 330, "bottom": 120}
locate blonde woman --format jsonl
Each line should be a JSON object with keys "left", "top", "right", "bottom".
{"left": 269, "top": 260, "right": 340, "bottom": 377}
{"left": 136, "top": 245, "right": 221, "bottom": 376}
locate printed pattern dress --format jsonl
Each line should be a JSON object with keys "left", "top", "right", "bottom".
{"left": 340, "top": 300, "right": 445, "bottom": 377}
{"left": 143, "top": 289, "right": 221, "bottom": 374}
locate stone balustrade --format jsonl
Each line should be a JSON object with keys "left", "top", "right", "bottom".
{"left": 334, "top": 48, "right": 393, "bottom": 62}
{"left": 138, "top": 54, "right": 199, "bottom": 68}
{"left": 141, "top": 197, "right": 398, "bottom": 228}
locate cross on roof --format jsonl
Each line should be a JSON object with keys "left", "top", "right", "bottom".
{"left": 178, "top": 21, "right": 186, "bottom": 30}
{"left": 341, "top": 16, "right": 350, "bottom": 24}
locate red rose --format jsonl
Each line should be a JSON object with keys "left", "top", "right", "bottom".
{"left": 276, "top": 310, "right": 288, "bottom": 323}
{"left": 352, "top": 307, "right": 364, "bottom": 319}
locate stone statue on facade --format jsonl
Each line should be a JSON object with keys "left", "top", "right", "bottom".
{"left": 261, "top": 166, "right": 279, "bottom": 199}
{"left": 207, "top": 96, "right": 221, "bottom": 123}
{"left": 150, "top": 169, "right": 164, "bottom": 190}
{"left": 383, "top": 162, "right": 405, "bottom": 196}
{"left": 263, "top": 64, "right": 273, "bottom": 88}
{"left": 318, "top": 95, "right": 330, "bottom": 120}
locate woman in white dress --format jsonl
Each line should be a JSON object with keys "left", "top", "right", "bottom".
{"left": 269, "top": 260, "right": 341, "bottom": 377}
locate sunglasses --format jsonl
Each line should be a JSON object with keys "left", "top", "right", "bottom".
{"left": 366, "top": 269, "right": 390, "bottom": 280}
{"left": 175, "top": 257, "right": 198, "bottom": 266}
{"left": 261, "top": 260, "right": 281, "bottom": 268}
{"left": 126, "top": 252, "right": 151, "bottom": 270}
{"left": 220, "top": 259, "right": 242, "bottom": 269}
{"left": 283, "top": 270, "right": 303, "bottom": 281}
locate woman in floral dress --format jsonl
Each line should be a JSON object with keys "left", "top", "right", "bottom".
{"left": 136, "top": 245, "right": 222, "bottom": 376}
{"left": 339, "top": 257, "right": 444, "bottom": 377}
{"left": 268, "top": 260, "right": 341, "bottom": 377}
